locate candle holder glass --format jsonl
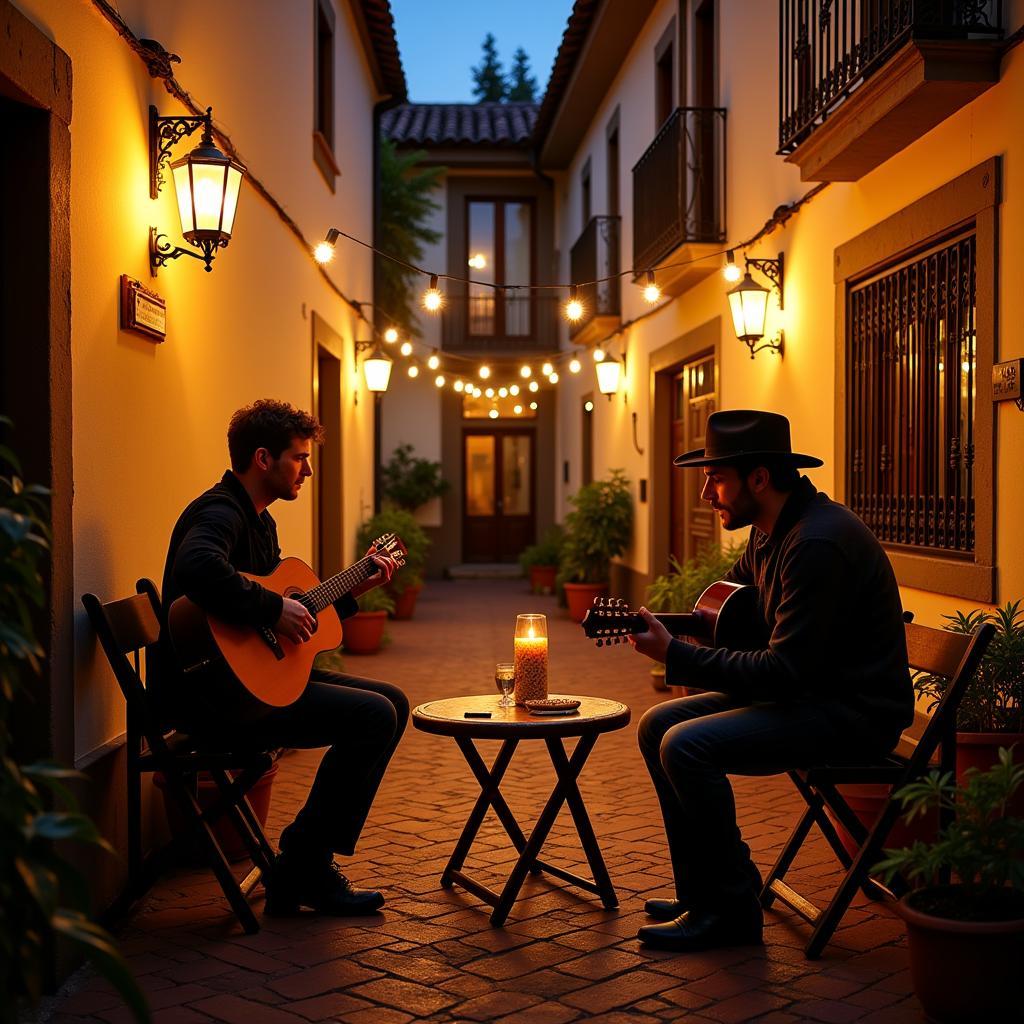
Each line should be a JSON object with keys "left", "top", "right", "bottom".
{"left": 513, "top": 613, "right": 548, "bottom": 704}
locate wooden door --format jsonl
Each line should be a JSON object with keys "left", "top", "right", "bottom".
{"left": 462, "top": 429, "right": 535, "bottom": 562}
{"left": 670, "top": 354, "right": 717, "bottom": 567}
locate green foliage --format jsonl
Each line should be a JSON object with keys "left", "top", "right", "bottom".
{"left": 875, "top": 747, "right": 1024, "bottom": 910}
{"left": 506, "top": 48, "right": 538, "bottom": 101}
{"left": 914, "top": 600, "right": 1024, "bottom": 732}
{"left": 381, "top": 444, "right": 449, "bottom": 513}
{"left": 645, "top": 542, "right": 746, "bottom": 614}
{"left": 558, "top": 470, "right": 634, "bottom": 585}
{"left": 519, "top": 525, "right": 564, "bottom": 572}
{"left": 376, "top": 138, "right": 444, "bottom": 339}
{"left": 356, "top": 506, "right": 430, "bottom": 596}
{"left": 0, "top": 420, "right": 148, "bottom": 1023}
{"left": 471, "top": 33, "right": 507, "bottom": 101}
{"left": 357, "top": 586, "right": 396, "bottom": 615}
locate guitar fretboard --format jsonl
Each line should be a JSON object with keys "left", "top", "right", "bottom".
{"left": 299, "top": 556, "right": 379, "bottom": 613}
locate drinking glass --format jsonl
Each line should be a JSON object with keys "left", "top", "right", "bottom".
{"left": 495, "top": 662, "right": 515, "bottom": 707}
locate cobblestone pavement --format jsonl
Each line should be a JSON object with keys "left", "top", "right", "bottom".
{"left": 53, "top": 580, "right": 923, "bottom": 1023}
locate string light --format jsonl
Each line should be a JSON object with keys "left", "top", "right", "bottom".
{"left": 400, "top": 340, "right": 413, "bottom": 357}
{"left": 643, "top": 270, "right": 661, "bottom": 304}
{"left": 427, "top": 351, "right": 440, "bottom": 370}
{"left": 593, "top": 347, "right": 606, "bottom": 362}
{"left": 488, "top": 408, "right": 499, "bottom": 419}
{"left": 454, "top": 379, "right": 465, "bottom": 392}
{"left": 383, "top": 327, "right": 399, "bottom": 344}
{"left": 529, "top": 380, "right": 539, "bottom": 393}
{"left": 564, "top": 285, "right": 584, "bottom": 322}
{"left": 520, "top": 365, "right": 532, "bottom": 378}
{"left": 422, "top": 274, "right": 443, "bottom": 312}
{"left": 513, "top": 404, "right": 523, "bottom": 415}
{"left": 468, "top": 253, "right": 487, "bottom": 269}
{"left": 723, "top": 249, "right": 742, "bottom": 283}
{"left": 509, "top": 384, "right": 520, "bottom": 396}
{"left": 584, "top": 400, "right": 594, "bottom": 412}
{"left": 542, "top": 361, "right": 554, "bottom": 376}
{"left": 479, "top": 365, "right": 491, "bottom": 379}
{"left": 569, "top": 357, "right": 581, "bottom": 374}
{"left": 529, "top": 401, "right": 538, "bottom": 410}
{"left": 407, "top": 363, "right": 419, "bottom": 378}
{"left": 548, "top": 371, "right": 559, "bottom": 384}
{"left": 434, "top": 374, "right": 446, "bottom": 388}
{"left": 313, "top": 240, "right": 335, "bottom": 264}
{"left": 498, "top": 386, "right": 508, "bottom": 398}
{"left": 485, "top": 387, "right": 495, "bottom": 398}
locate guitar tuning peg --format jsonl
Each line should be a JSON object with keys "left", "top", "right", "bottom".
{"left": 596, "top": 638, "right": 603, "bottom": 647}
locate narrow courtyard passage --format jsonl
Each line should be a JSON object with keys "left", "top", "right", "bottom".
{"left": 54, "top": 580, "right": 922, "bottom": 1023}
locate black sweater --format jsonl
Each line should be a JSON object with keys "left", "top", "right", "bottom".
{"left": 665, "top": 478, "right": 913, "bottom": 740}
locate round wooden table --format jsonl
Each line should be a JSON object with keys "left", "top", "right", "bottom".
{"left": 412, "top": 694, "right": 630, "bottom": 926}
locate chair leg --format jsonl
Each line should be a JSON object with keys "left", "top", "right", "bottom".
{"left": 126, "top": 759, "right": 144, "bottom": 899}
{"left": 206, "top": 767, "right": 275, "bottom": 875}
{"left": 761, "top": 802, "right": 817, "bottom": 910}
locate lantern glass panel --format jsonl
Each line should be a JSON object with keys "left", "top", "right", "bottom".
{"left": 221, "top": 165, "right": 243, "bottom": 236}
{"left": 596, "top": 358, "right": 621, "bottom": 395}
{"left": 363, "top": 354, "right": 393, "bottom": 393}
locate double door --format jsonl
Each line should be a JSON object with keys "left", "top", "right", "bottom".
{"left": 463, "top": 429, "right": 534, "bottom": 563}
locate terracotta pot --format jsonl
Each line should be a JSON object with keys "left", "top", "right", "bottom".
{"left": 388, "top": 583, "right": 422, "bottom": 620}
{"left": 898, "top": 887, "right": 1024, "bottom": 1022}
{"left": 564, "top": 581, "right": 609, "bottom": 623}
{"left": 528, "top": 565, "right": 557, "bottom": 595}
{"left": 154, "top": 761, "right": 278, "bottom": 863}
{"left": 826, "top": 783, "right": 937, "bottom": 860}
{"left": 957, "top": 732, "right": 1024, "bottom": 818}
{"left": 343, "top": 610, "right": 388, "bottom": 654}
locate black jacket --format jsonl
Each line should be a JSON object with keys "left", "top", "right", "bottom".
{"left": 666, "top": 477, "right": 913, "bottom": 740}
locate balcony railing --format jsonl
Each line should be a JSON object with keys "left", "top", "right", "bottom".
{"left": 443, "top": 293, "right": 559, "bottom": 353}
{"left": 779, "top": 0, "right": 1003, "bottom": 155}
{"left": 569, "top": 216, "right": 621, "bottom": 340}
{"left": 632, "top": 107, "right": 726, "bottom": 274}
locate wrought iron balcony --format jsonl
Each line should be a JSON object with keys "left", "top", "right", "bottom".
{"left": 632, "top": 107, "right": 726, "bottom": 288}
{"left": 779, "top": 0, "right": 1003, "bottom": 180}
{"left": 569, "top": 216, "right": 621, "bottom": 344}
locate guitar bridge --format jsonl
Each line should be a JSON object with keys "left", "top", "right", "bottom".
{"left": 258, "top": 626, "right": 286, "bottom": 661}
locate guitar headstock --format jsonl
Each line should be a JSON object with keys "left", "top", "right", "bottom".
{"left": 580, "top": 597, "right": 639, "bottom": 646}
{"left": 371, "top": 532, "right": 407, "bottom": 569}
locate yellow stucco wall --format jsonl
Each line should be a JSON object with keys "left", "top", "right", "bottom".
{"left": 14, "top": 0, "right": 383, "bottom": 763}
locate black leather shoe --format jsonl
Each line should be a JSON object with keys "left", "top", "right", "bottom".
{"left": 637, "top": 905, "right": 763, "bottom": 951}
{"left": 265, "top": 858, "right": 385, "bottom": 916}
{"left": 645, "top": 897, "right": 689, "bottom": 921}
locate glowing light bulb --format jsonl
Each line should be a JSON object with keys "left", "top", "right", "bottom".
{"left": 400, "top": 341, "right": 413, "bottom": 357}
{"left": 542, "top": 362, "right": 554, "bottom": 376}
{"left": 383, "top": 327, "right": 399, "bottom": 344}
{"left": 498, "top": 387, "right": 508, "bottom": 398}
{"left": 479, "top": 365, "right": 491, "bottom": 379}
{"left": 509, "top": 384, "right": 520, "bottom": 396}
{"left": 434, "top": 374, "right": 446, "bottom": 388}
{"left": 593, "top": 347, "right": 606, "bottom": 362}
{"left": 454, "top": 379, "right": 465, "bottom": 392}
{"left": 584, "top": 400, "right": 594, "bottom": 412}
{"left": 488, "top": 408, "right": 499, "bottom": 419}
{"left": 422, "top": 274, "right": 443, "bottom": 312}
{"left": 564, "top": 286, "right": 584, "bottom": 322}
{"left": 569, "top": 358, "right": 581, "bottom": 374}
{"left": 529, "top": 401, "right": 538, "bottom": 410}
{"left": 548, "top": 372, "right": 559, "bottom": 384}
{"left": 529, "top": 380, "right": 539, "bottom": 393}
{"left": 427, "top": 352, "right": 440, "bottom": 370}
{"left": 520, "top": 365, "right": 532, "bottom": 378}
{"left": 407, "top": 364, "right": 419, "bottom": 378}
{"left": 468, "top": 253, "right": 487, "bottom": 270}
{"left": 723, "top": 249, "right": 742, "bottom": 283}
{"left": 485, "top": 387, "right": 494, "bottom": 398}
{"left": 643, "top": 270, "right": 661, "bottom": 304}
{"left": 513, "top": 404, "right": 523, "bottom": 415}
{"left": 313, "top": 241, "right": 335, "bottom": 265}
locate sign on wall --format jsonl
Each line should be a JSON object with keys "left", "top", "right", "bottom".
{"left": 120, "top": 275, "right": 167, "bottom": 341}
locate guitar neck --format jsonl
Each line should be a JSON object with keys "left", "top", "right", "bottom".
{"left": 301, "top": 557, "right": 379, "bottom": 614}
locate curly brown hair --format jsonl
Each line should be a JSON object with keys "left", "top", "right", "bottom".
{"left": 227, "top": 399, "right": 325, "bottom": 472}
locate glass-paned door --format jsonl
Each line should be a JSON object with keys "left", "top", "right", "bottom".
{"left": 463, "top": 429, "right": 535, "bottom": 562}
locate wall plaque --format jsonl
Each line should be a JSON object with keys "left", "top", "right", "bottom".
{"left": 120, "top": 275, "right": 167, "bottom": 341}
{"left": 992, "top": 359, "right": 1023, "bottom": 409}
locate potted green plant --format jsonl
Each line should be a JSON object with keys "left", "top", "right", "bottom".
{"left": 342, "top": 587, "right": 395, "bottom": 655}
{"left": 380, "top": 443, "right": 450, "bottom": 513}
{"left": 915, "top": 601, "right": 1024, "bottom": 802}
{"left": 356, "top": 506, "right": 429, "bottom": 619}
{"left": 519, "top": 525, "right": 563, "bottom": 595}
{"left": 0, "top": 421, "right": 148, "bottom": 1023}
{"left": 875, "top": 748, "right": 1024, "bottom": 1023}
{"left": 558, "top": 470, "right": 633, "bottom": 622}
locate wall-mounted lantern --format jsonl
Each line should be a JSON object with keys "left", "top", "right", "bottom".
{"left": 727, "top": 253, "right": 784, "bottom": 359}
{"left": 356, "top": 338, "right": 393, "bottom": 397}
{"left": 149, "top": 105, "right": 245, "bottom": 274}
{"left": 595, "top": 357, "right": 622, "bottom": 399}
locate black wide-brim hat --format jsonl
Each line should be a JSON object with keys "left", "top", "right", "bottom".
{"left": 673, "top": 409, "right": 823, "bottom": 468}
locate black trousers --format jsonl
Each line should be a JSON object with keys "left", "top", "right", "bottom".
{"left": 198, "top": 670, "right": 408, "bottom": 860}
{"left": 637, "top": 692, "right": 890, "bottom": 909}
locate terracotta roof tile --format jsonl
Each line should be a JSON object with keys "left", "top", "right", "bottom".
{"left": 382, "top": 102, "right": 539, "bottom": 147}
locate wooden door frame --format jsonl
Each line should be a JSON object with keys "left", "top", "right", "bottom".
{"left": 311, "top": 311, "right": 344, "bottom": 579}
{"left": 648, "top": 316, "right": 720, "bottom": 583}
{"left": 461, "top": 425, "right": 536, "bottom": 562}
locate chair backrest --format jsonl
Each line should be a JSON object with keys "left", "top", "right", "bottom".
{"left": 901, "top": 619, "right": 996, "bottom": 778}
{"left": 81, "top": 578, "right": 166, "bottom": 749}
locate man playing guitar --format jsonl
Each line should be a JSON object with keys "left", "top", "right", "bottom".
{"left": 629, "top": 410, "right": 913, "bottom": 952}
{"left": 152, "top": 399, "right": 405, "bottom": 916}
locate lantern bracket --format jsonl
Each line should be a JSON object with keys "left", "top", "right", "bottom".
{"left": 744, "top": 253, "right": 784, "bottom": 309}
{"left": 149, "top": 227, "right": 225, "bottom": 275}
{"left": 742, "top": 330, "right": 785, "bottom": 360}
{"left": 150, "top": 105, "right": 213, "bottom": 199}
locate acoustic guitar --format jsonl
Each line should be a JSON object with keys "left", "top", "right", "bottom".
{"left": 580, "top": 580, "right": 769, "bottom": 651}
{"left": 167, "top": 533, "right": 405, "bottom": 712}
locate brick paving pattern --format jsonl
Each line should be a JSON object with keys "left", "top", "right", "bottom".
{"left": 51, "top": 580, "right": 923, "bottom": 1022}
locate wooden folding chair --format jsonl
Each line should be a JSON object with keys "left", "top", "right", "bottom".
{"left": 760, "top": 618, "right": 995, "bottom": 959}
{"left": 82, "top": 579, "right": 277, "bottom": 934}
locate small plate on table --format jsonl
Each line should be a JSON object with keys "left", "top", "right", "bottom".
{"left": 525, "top": 698, "right": 581, "bottom": 716}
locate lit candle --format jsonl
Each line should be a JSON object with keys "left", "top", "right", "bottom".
{"left": 513, "top": 613, "right": 548, "bottom": 704}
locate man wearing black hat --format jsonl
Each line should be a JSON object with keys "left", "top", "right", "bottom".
{"left": 631, "top": 409, "right": 912, "bottom": 952}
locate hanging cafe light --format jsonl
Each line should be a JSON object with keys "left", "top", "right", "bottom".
{"left": 722, "top": 249, "right": 742, "bottom": 283}
{"left": 383, "top": 327, "right": 399, "bottom": 344}
{"left": 642, "top": 270, "right": 661, "bottom": 304}
{"left": 564, "top": 285, "right": 584, "bottom": 323}
{"left": 422, "top": 275, "right": 444, "bottom": 312}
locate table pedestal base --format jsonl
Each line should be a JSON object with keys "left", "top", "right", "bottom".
{"left": 440, "top": 735, "right": 618, "bottom": 926}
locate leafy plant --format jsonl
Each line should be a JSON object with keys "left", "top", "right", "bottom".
{"left": 381, "top": 444, "right": 449, "bottom": 513}
{"left": 914, "top": 601, "right": 1024, "bottom": 733}
{"left": 357, "top": 586, "right": 396, "bottom": 615}
{"left": 875, "top": 747, "right": 1024, "bottom": 920}
{"left": 645, "top": 541, "right": 746, "bottom": 613}
{"left": 376, "top": 138, "right": 444, "bottom": 340}
{"left": 0, "top": 420, "right": 148, "bottom": 1022}
{"left": 357, "top": 506, "right": 429, "bottom": 596}
{"left": 558, "top": 470, "right": 633, "bottom": 584}
{"left": 519, "top": 525, "right": 564, "bottom": 573}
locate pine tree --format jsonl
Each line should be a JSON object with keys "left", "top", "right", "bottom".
{"left": 506, "top": 48, "right": 537, "bottom": 102}
{"left": 376, "top": 138, "right": 444, "bottom": 339}
{"left": 471, "top": 33, "right": 507, "bottom": 102}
